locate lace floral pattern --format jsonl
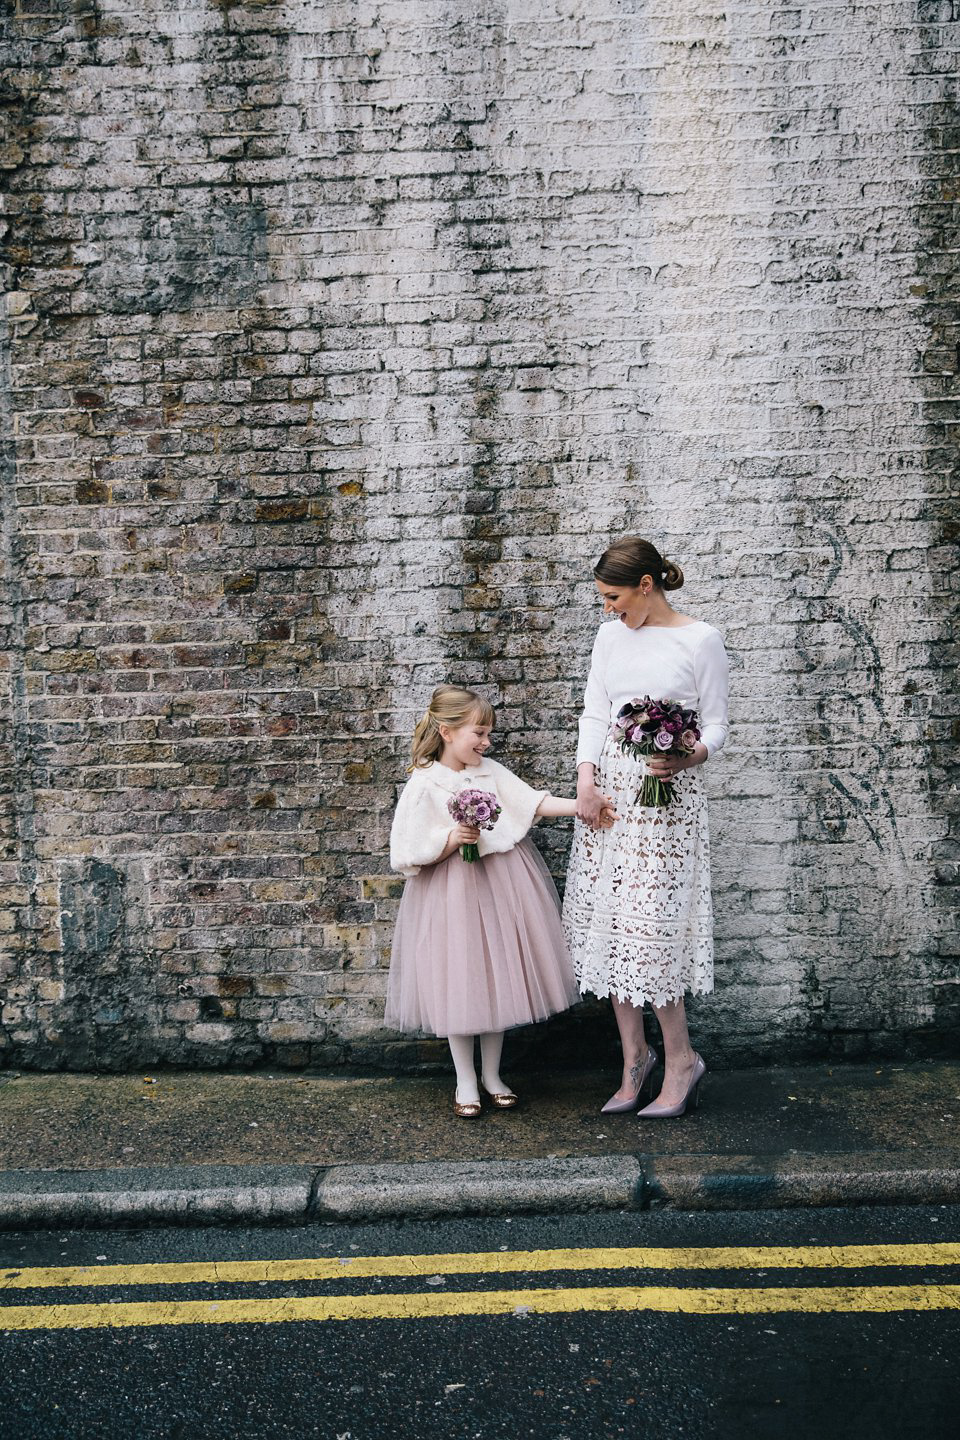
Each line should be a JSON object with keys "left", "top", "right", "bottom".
{"left": 562, "top": 735, "right": 714, "bottom": 1008}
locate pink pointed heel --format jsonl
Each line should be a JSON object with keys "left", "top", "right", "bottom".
{"left": 600, "top": 1046, "right": 659, "bottom": 1114}
{"left": 637, "top": 1053, "right": 706, "bottom": 1119}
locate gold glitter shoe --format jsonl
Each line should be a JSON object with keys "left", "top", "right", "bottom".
{"left": 481, "top": 1082, "right": 518, "bottom": 1109}
{"left": 453, "top": 1091, "right": 482, "bottom": 1118}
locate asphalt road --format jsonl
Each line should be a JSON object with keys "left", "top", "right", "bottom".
{"left": 1, "top": 1205, "right": 958, "bottom": 1440}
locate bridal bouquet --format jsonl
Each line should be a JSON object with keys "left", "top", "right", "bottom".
{"left": 447, "top": 788, "right": 501, "bottom": 862}
{"left": 613, "top": 697, "right": 701, "bottom": 808}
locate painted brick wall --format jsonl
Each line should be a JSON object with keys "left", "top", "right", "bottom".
{"left": 1, "top": 0, "right": 957, "bottom": 1071}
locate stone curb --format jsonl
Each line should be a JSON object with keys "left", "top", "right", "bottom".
{"left": 311, "top": 1157, "right": 643, "bottom": 1220}
{"left": 643, "top": 1152, "right": 960, "bottom": 1211}
{"left": 0, "top": 1151, "right": 958, "bottom": 1228}
{"left": 0, "top": 1165, "right": 317, "bottom": 1229}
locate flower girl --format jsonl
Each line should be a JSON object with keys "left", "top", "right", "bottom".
{"left": 387, "top": 684, "right": 615, "bottom": 1117}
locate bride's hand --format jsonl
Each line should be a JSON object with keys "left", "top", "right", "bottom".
{"left": 576, "top": 784, "right": 609, "bottom": 829}
{"left": 646, "top": 742, "right": 708, "bottom": 779}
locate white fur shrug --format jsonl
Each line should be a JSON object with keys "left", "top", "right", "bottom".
{"left": 389, "top": 758, "right": 549, "bottom": 877}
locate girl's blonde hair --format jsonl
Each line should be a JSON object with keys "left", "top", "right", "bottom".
{"left": 410, "top": 684, "right": 495, "bottom": 770}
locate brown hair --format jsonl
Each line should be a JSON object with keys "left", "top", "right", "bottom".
{"left": 594, "top": 536, "right": 684, "bottom": 592}
{"left": 409, "top": 684, "right": 495, "bottom": 770}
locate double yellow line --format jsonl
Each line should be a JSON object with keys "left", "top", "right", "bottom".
{"left": 2, "top": 1242, "right": 959, "bottom": 1331}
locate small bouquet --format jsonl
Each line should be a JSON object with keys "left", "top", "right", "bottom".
{"left": 447, "top": 788, "right": 502, "bottom": 862}
{"left": 613, "top": 697, "right": 701, "bottom": 808}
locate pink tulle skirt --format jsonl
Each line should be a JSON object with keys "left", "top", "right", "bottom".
{"left": 385, "top": 838, "right": 579, "bottom": 1037}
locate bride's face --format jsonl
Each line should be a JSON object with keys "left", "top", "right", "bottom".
{"left": 594, "top": 576, "right": 654, "bottom": 629}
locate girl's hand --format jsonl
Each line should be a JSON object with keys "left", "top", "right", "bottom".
{"left": 645, "top": 742, "right": 708, "bottom": 780}
{"left": 598, "top": 803, "right": 617, "bottom": 830}
{"left": 451, "top": 822, "right": 481, "bottom": 846}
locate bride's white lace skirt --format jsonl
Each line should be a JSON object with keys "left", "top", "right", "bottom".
{"left": 562, "top": 735, "right": 714, "bottom": 1008}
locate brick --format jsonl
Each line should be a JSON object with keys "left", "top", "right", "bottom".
{"left": 0, "top": 0, "right": 955, "bottom": 1073}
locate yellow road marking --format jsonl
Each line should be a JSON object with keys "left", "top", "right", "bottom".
{"left": 3, "top": 1243, "right": 959, "bottom": 1292}
{"left": 2, "top": 1284, "right": 959, "bottom": 1332}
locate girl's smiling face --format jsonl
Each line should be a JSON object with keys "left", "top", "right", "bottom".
{"left": 438, "top": 710, "right": 494, "bottom": 770}
{"left": 594, "top": 575, "right": 654, "bottom": 629}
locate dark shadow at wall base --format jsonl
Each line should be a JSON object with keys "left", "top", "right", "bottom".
{"left": 4, "top": 1001, "right": 960, "bottom": 1076}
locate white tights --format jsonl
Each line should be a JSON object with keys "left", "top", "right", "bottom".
{"left": 447, "top": 1031, "right": 506, "bottom": 1105}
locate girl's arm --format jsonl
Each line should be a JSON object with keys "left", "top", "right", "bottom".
{"left": 536, "top": 794, "right": 577, "bottom": 818}
{"left": 537, "top": 794, "right": 617, "bottom": 825}
{"left": 390, "top": 779, "right": 479, "bottom": 875}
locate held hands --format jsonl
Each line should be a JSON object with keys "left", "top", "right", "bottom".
{"left": 576, "top": 785, "right": 619, "bottom": 831}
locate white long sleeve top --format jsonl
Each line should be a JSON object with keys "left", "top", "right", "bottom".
{"left": 576, "top": 618, "right": 730, "bottom": 768}
{"left": 389, "top": 757, "right": 549, "bottom": 878}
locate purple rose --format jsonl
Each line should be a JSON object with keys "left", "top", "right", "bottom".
{"left": 448, "top": 788, "right": 500, "bottom": 829}
{"left": 654, "top": 729, "right": 673, "bottom": 751}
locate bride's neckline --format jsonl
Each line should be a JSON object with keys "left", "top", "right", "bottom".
{"left": 631, "top": 618, "right": 704, "bottom": 630}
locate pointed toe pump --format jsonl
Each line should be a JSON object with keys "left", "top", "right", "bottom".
{"left": 600, "top": 1046, "right": 659, "bottom": 1114}
{"left": 637, "top": 1053, "right": 706, "bottom": 1119}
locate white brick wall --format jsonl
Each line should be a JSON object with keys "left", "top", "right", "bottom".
{"left": 0, "top": 0, "right": 956, "bottom": 1068}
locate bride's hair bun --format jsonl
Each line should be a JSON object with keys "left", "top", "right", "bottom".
{"left": 594, "top": 536, "right": 685, "bottom": 592}
{"left": 661, "top": 559, "right": 684, "bottom": 591}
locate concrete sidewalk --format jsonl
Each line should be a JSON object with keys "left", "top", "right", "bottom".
{"left": 0, "top": 1060, "right": 958, "bottom": 1227}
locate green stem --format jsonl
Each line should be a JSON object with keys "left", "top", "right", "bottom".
{"left": 636, "top": 774, "right": 675, "bottom": 808}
